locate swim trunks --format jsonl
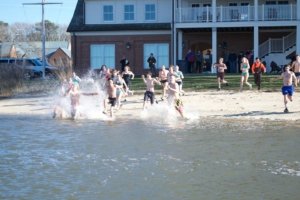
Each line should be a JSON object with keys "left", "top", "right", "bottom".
{"left": 281, "top": 85, "right": 294, "bottom": 96}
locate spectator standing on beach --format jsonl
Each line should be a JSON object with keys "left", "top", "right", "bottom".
{"left": 195, "top": 50, "right": 203, "bottom": 73}
{"left": 185, "top": 49, "right": 195, "bottom": 73}
{"left": 142, "top": 72, "right": 161, "bottom": 110}
{"left": 291, "top": 55, "right": 300, "bottom": 84}
{"left": 213, "top": 57, "right": 228, "bottom": 90}
{"left": 147, "top": 53, "right": 157, "bottom": 76}
{"left": 240, "top": 57, "right": 252, "bottom": 91}
{"left": 251, "top": 57, "right": 266, "bottom": 90}
{"left": 280, "top": 65, "right": 297, "bottom": 113}
{"left": 120, "top": 55, "right": 129, "bottom": 72}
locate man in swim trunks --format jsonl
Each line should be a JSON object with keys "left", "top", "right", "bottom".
{"left": 167, "top": 75, "right": 184, "bottom": 118}
{"left": 142, "top": 72, "right": 161, "bottom": 110}
{"left": 105, "top": 79, "right": 117, "bottom": 117}
{"left": 291, "top": 55, "right": 300, "bottom": 84}
{"left": 280, "top": 65, "right": 297, "bottom": 113}
{"left": 158, "top": 65, "right": 169, "bottom": 100}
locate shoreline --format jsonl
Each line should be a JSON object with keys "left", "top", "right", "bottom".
{"left": 1, "top": 89, "right": 300, "bottom": 122}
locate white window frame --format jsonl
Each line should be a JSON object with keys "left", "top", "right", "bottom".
{"left": 143, "top": 43, "right": 169, "bottom": 69}
{"left": 90, "top": 44, "right": 115, "bottom": 69}
{"left": 103, "top": 5, "right": 114, "bottom": 22}
{"left": 124, "top": 4, "right": 135, "bottom": 21}
{"left": 145, "top": 4, "right": 156, "bottom": 21}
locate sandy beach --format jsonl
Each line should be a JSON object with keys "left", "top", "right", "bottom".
{"left": 0, "top": 89, "right": 300, "bottom": 122}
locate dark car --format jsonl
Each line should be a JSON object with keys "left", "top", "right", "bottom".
{"left": 0, "top": 58, "right": 57, "bottom": 79}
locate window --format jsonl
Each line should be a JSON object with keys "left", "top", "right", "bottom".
{"left": 241, "top": 3, "right": 250, "bottom": 6}
{"left": 124, "top": 5, "right": 134, "bottom": 21}
{"left": 103, "top": 5, "right": 113, "bottom": 21}
{"left": 144, "top": 43, "right": 169, "bottom": 69}
{"left": 90, "top": 44, "right": 115, "bottom": 69}
{"left": 278, "top": 1, "right": 288, "bottom": 5}
{"left": 145, "top": 4, "right": 155, "bottom": 20}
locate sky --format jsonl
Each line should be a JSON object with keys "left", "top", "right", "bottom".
{"left": 0, "top": 0, "right": 77, "bottom": 25}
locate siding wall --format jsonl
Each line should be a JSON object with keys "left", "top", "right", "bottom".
{"left": 85, "top": 0, "right": 171, "bottom": 24}
{"left": 71, "top": 34, "right": 171, "bottom": 75}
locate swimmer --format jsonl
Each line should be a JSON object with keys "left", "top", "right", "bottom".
{"left": 279, "top": 65, "right": 297, "bottom": 113}
{"left": 167, "top": 75, "right": 185, "bottom": 118}
{"left": 142, "top": 72, "right": 161, "bottom": 110}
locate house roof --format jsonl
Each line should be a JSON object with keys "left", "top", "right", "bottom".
{"left": 67, "top": 0, "right": 171, "bottom": 32}
{"left": 0, "top": 41, "right": 70, "bottom": 58}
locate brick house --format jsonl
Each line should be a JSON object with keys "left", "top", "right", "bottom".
{"left": 67, "top": 0, "right": 300, "bottom": 75}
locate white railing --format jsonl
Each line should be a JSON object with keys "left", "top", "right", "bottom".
{"left": 216, "top": 5, "right": 255, "bottom": 22}
{"left": 259, "top": 31, "right": 296, "bottom": 58}
{"left": 176, "top": 4, "right": 296, "bottom": 23}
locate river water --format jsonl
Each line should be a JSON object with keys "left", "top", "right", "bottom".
{"left": 1, "top": 113, "right": 300, "bottom": 200}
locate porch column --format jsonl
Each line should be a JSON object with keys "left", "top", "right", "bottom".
{"left": 212, "top": 27, "right": 217, "bottom": 73}
{"left": 297, "top": 25, "right": 300, "bottom": 55}
{"left": 254, "top": 0, "right": 258, "bottom": 21}
{"left": 297, "top": 2, "right": 300, "bottom": 54}
{"left": 212, "top": 0, "right": 216, "bottom": 22}
{"left": 254, "top": 26, "right": 259, "bottom": 59}
{"left": 178, "top": 30, "right": 183, "bottom": 60}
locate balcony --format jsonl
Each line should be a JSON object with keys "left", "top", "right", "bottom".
{"left": 176, "top": 4, "right": 297, "bottom": 23}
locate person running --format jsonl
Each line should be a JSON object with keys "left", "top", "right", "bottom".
{"left": 68, "top": 83, "right": 81, "bottom": 119}
{"left": 251, "top": 57, "right": 266, "bottom": 90}
{"left": 142, "top": 72, "right": 161, "bottom": 110}
{"left": 213, "top": 57, "right": 228, "bottom": 90}
{"left": 114, "top": 72, "right": 128, "bottom": 110}
{"left": 158, "top": 65, "right": 169, "bottom": 100}
{"left": 167, "top": 75, "right": 184, "bottom": 118}
{"left": 121, "top": 66, "right": 134, "bottom": 96}
{"left": 280, "top": 65, "right": 297, "bottom": 113}
{"left": 291, "top": 55, "right": 300, "bottom": 84}
{"left": 240, "top": 57, "right": 252, "bottom": 91}
{"left": 104, "top": 79, "right": 117, "bottom": 118}
{"left": 174, "top": 65, "right": 185, "bottom": 96}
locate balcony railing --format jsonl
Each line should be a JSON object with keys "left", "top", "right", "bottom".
{"left": 259, "top": 31, "right": 296, "bottom": 58}
{"left": 176, "top": 4, "right": 296, "bottom": 23}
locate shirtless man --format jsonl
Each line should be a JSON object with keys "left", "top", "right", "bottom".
{"left": 213, "top": 57, "right": 228, "bottom": 90}
{"left": 291, "top": 55, "right": 300, "bottom": 84}
{"left": 280, "top": 65, "right": 297, "bottom": 113}
{"left": 142, "top": 72, "right": 161, "bottom": 110}
{"left": 105, "top": 79, "right": 117, "bottom": 117}
{"left": 167, "top": 75, "right": 184, "bottom": 118}
{"left": 158, "top": 65, "right": 169, "bottom": 100}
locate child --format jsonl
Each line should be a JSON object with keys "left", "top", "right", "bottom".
{"left": 142, "top": 72, "right": 161, "bottom": 110}
{"left": 280, "top": 65, "right": 297, "bottom": 113}
{"left": 167, "top": 75, "right": 184, "bottom": 118}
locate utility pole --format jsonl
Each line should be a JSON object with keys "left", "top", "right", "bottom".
{"left": 23, "top": 0, "right": 62, "bottom": 79}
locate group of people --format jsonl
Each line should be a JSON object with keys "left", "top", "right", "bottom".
{"left": 142, "top": 64, "right": 185, "bottom": 118}
{"left": 214, "top": 55, "right": 300, "bottom": 112}
{"left": 53, "top": 54, "right": 300, "bottom": 119}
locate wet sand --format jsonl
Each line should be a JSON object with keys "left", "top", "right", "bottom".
{"left": 1, "top": 90, "right": 300, "bottom": 122}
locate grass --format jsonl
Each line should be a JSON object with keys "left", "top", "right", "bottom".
{"left": 130, "top": 73, "right": 285, "bottom": 92}
{"left": 0, "top": 72, "right": 289, "bottom": 98}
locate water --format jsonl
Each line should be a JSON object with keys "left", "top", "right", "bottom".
{"left": 1, "top": 114, "right": 300, "bottom": 200}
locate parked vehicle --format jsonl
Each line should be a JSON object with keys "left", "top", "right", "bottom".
{"left": 0, "top": 58, "right": 57, "bottom": 78}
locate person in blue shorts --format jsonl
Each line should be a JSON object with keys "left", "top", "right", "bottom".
{"left": 280, "top": 65, "right": 297, "bottom": 113}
